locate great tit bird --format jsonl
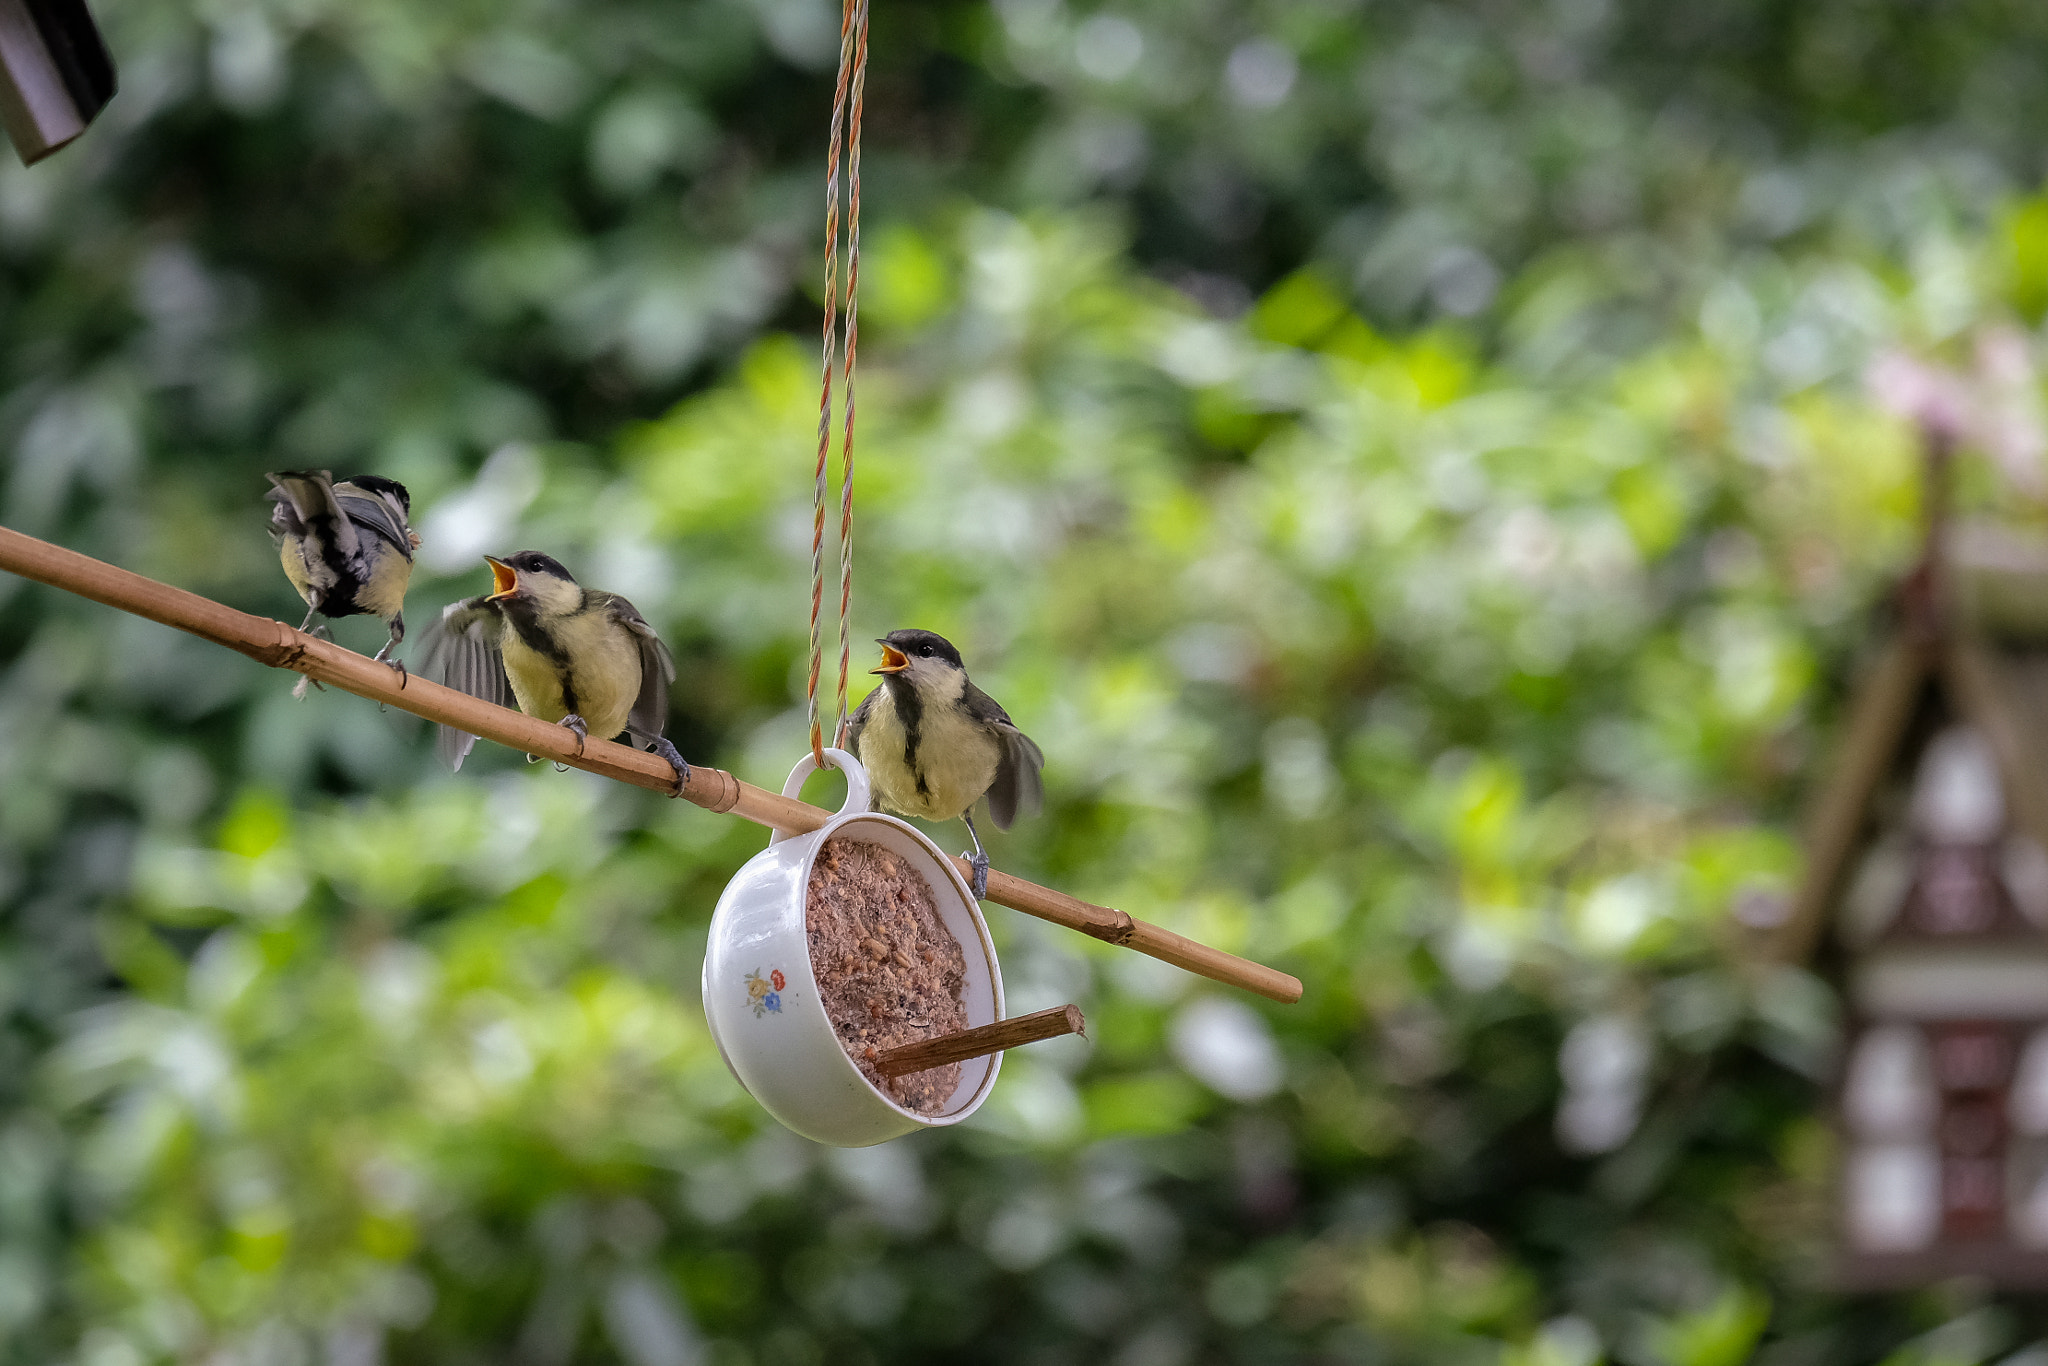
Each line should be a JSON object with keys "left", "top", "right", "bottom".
{"left": 421, "top": 551, "right": 689, "bottom": 789}
{"left": 844, "top": 628, "right": 1043, "bottom": 900}
{"left": 265, "top": 470, "right": 419, "bottom": 671}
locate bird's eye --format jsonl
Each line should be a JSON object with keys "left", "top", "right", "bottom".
{"left": 920, "top": 645, "right": 933, "bottom": 656}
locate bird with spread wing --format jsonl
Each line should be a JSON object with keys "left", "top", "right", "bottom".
{"left": 421, "top": 551, "right": 688, "bottom": 788}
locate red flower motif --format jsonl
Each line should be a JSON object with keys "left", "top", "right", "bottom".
{"left": 770, "top": 969, "right": 786, "bottom": 992}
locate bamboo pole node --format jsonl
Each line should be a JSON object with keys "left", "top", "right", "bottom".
{"left": 256, "top": 618, "right": 299, "bottom": 670}
{"left": 698, "top": 768, "right": 743, "bottom": 814}
{"left": 0, "top": 525, "right": 1304, "bottom": 1005}
{"left": 873, "top": 1004, "right": 1085, "bottom": 1079}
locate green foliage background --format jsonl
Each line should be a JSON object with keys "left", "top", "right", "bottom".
{"left": 4, "top": 0, "right": 2048, "bottom": 1362}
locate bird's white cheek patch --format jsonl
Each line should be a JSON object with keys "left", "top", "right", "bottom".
{"left": 526, "top": 577, "right": 586, "bottom": 617}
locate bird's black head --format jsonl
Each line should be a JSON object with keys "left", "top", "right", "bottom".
{"left": 346, "top": 474, "right": 411, "bottom": 513}
{"left": 501, "top": 551, "right": 576, "bottom": 580}
{"left": 874, "top": 629, "right": 965, "bottom": 675}
{"left": 486, "top": 550, "right": 579, "bottom": 601}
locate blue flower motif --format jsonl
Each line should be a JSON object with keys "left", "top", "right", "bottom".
{"left": 744, "top": 969, "right": 784, "bottom": 1017}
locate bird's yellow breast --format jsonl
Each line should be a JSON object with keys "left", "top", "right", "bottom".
{"left": 500, "top": 610, "right": 641, "bottom": 742}
{"left": 354, "top": 549, "right": 412, "bottom": 621}
{"left": 279, "top": 539, "right": 329, "bottom": 605}
{"left": 856, "top": 683, "right": 1000, "bottom": 823}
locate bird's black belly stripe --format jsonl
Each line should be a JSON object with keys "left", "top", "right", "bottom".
{"left": 886, "top": 676, "right": 930, "bottom": 798}
{"left": 506, "top": 608, "right": 574, "bottom": 670}
{"left": 314, "top": 525, "right": 365, "bottom": 616}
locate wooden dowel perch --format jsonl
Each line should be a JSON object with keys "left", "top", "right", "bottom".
{"left": 0, "top": 526, "right": 1303, "bottom": 1004}
{"left": 874, "top": 1004, "right": 1085, "bottom": 1079}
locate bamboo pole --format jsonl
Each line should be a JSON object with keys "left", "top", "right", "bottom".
{"left": 873, "top": 1004, "right": 1085, "bottom": 1078}
{"left": 0, "top": 526, "right": 1304, "bottom": 1004}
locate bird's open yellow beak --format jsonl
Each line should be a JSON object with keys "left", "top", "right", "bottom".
{"left": 485, "top": 556, "right": 518, "bottom": 600}
{"left": 872, "top": 642, "right": 909, "bottom": 674}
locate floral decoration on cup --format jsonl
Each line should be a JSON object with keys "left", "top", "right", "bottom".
{"left": 746, "top": 968, "right": 785, "bottom": 1017}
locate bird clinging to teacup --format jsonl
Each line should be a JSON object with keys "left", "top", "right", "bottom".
{"left": 421, "top": 551, "right": 690, "bottom": 788}
{"left": 844, "top": 628, "right": 1044, "bottom": 900}
{"left": 265, "top": 469, "right": 418, "bottom": 673}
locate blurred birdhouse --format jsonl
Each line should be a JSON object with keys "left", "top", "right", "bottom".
{"left": 1754, "top": 514, "right": 2048, "bottom": 1286}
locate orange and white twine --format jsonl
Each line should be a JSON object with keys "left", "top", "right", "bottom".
{"left": 808, "top": 0, "right": 869, "bottom": 766}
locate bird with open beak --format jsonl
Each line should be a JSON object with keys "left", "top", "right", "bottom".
{"left": 265, "top": 469, "right": 419, "bottom": 673}
{"left": 420, "top": 551, "right": 689, "bottom": 788}
{"left": 844, "top": 628, "right": 1044, "bottom": 900}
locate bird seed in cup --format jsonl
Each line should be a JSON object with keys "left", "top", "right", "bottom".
{"left": 805, "top": 838, "right": 969, "bottom": 1114}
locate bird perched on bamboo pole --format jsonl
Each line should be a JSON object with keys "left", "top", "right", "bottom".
{"left": 845, "top": 629, "right": 1044, "bottom": 900}
{"left": 421, "top": 551, "right": 689, "bottom": 788}
{"left": 265, "top": 470, "right": 419, "bottom": 673}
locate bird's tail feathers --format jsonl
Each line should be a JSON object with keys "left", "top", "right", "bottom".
{"left": 436, "top": 723, "right": 479, "bottom": 772}
{"left": 264, "top": 470, "right": 360, "bottom": 558}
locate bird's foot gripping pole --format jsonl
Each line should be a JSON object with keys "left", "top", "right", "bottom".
{"left": 292, "top": 615, "right": 332, "bottom": 698}
{"left": 961, "top": 810, "right": 991, "bottom": 902}
{"left": 370, "top": 630, "right": 407, "bottom": 686}
{"left": 541, "top": 714, "right": 590, "bottom": 771}
{"left": 0, "top": 526, "right": 1304, "bottom": 1006}
{"left": 648, "top": 737, "right": 690, "bottom": 797}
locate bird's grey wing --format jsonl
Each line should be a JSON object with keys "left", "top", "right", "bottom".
{"left": 264, "top": 470, "right": 357, "bottom": 558}
{"left": 843, "top": 686, "right": 875, "bottom": 761}
{"left": 263, "top": 484, "right": 291, "bottom": 546}
{"left": 598, "top": 593, "right": 675, "bottom": 745}
{"left": 985, "top": 726, "right": 1045, "bottom": 830}
{"left": 333, "top": 484, "right": 414, "bottom": 562}
{"left": 964, "top": 682, "right": 1045, "bottom": 830}
{"left": 627, "top": 631, "right": 675, "bottom": 746}
{"left": 419, "top": 597, "right": 511, "bottom": 770}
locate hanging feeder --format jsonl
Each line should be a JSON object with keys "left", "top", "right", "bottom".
{"left": 697, "top": 0, "right": 1083, "bottom": 1146}
{"left": 0, "top": 533, "right": 1302, "bottom": 1140}
{"left": 0, "top": 0, "right": 1301, "bottom": 1157}
{"left": 703, "top": 748, "right": 1010, "bottom": 1146}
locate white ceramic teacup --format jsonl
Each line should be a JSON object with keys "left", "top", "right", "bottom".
{"left": 702, "top": 748, "right": 1005, "bottom": 1147}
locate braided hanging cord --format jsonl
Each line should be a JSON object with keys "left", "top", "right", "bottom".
{"left": 833, "top": 2, "right": 868, "bottom": 748}
{"left": 807, "top": 0, "right": 869, "bottom": 767}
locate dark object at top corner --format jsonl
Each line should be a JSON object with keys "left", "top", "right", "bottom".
{"left": 0, "top": 0, "right": 116, "bottom": 166}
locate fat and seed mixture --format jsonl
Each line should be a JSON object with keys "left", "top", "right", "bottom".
{"left": 804, "top": 837, "right": 969, "bottom": 1114}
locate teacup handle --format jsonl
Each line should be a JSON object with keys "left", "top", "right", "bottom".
{"left": 770, "top": 747, "right": 871, "bottom": 846}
